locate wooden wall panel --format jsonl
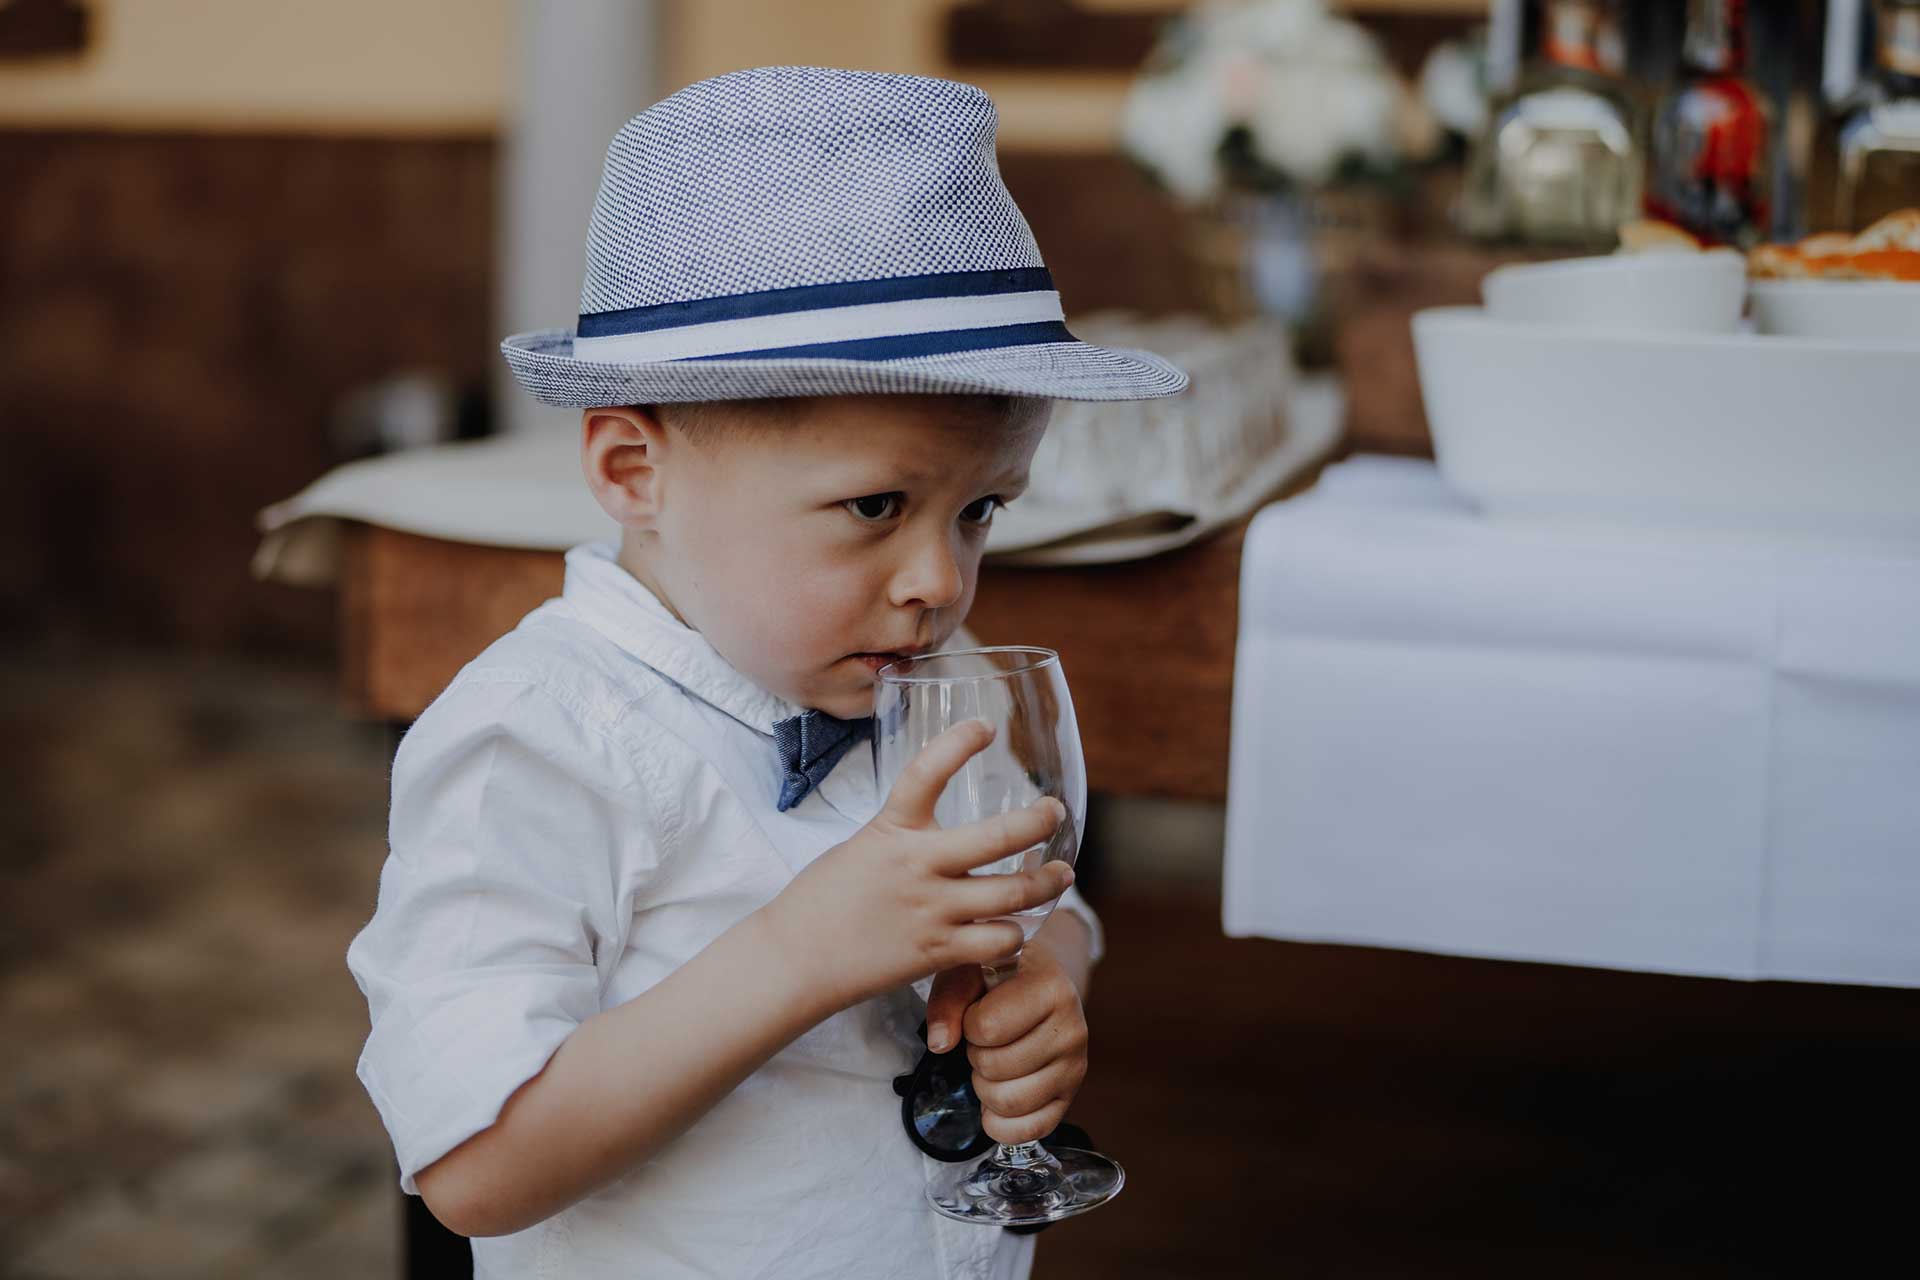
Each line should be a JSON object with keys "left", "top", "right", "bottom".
{"left": 999, "top": 150, "right": 1209, "bottom": 318}
{"left": 0, "top": 130, "right": 495, "bottom": 654}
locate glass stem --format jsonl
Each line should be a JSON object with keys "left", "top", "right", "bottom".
{"left": 993, "top": 1140, "right": 1051, "bottom": 1169}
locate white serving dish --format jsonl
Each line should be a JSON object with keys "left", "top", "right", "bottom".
{"left": 1481, "top": 251, "right": 1748, "bottom": 334}
{"left": 1412, "top": 306, "right": 1920, "bottom": 538}
{"left": 1750, "top": 279, "right": 1920, "bottom": 342}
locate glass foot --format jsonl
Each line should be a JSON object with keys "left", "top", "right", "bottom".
{"left": 926, "top": 1143, "right": 1125, "bottom": 1226}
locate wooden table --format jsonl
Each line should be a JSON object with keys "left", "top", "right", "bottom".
{"left": 339, "top": 517, "right": 1261, "bottom": 803}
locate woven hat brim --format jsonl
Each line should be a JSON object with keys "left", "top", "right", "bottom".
{"left": 500, "top": 329, "right": 1190, "bottom": 407}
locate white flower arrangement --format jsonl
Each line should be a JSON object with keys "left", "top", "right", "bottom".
{"left": 1418, "top": 29, "right": 1493, "bottom": 140}
{"left": 1120, "top": 0, "right": 1429, "bottom": 204}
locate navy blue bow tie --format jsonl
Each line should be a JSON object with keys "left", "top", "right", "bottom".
{"left": 773, "top": 710, "right": 873, "bottom": 812}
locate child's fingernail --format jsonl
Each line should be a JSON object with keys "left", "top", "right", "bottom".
{"left": 1059, "top": 865, "right": 1075, "bottom": 885}
{"left": 928, "top": 1026, "right": 953, "bottom": 1053}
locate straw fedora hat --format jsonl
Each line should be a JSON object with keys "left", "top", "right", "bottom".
{"left": 501, "top": 66, "right": 1189, "bottom": 407}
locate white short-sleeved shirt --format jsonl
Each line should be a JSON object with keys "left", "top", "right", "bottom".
{"left": 347, "top": 541, "right": 1103, "bottom": 1280}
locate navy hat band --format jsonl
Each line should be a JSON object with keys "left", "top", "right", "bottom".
{"left": 573, "top": 268, "right": 1064, "bottom": 364}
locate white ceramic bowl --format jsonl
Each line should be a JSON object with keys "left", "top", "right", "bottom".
{"left": 1481, "top": 251, "right": 1748, "bottom": 334}
{"left": 1750, "top": 279, "right": 1920, "bottom": 342}
{"left": 1412, "top": 306, "right": 1920, "bottom": 538}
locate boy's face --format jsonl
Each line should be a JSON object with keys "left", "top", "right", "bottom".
{"left": 599, "top": 395, "right": 1050, "bottom": 720}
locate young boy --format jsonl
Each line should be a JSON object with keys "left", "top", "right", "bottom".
{"left": 348, "top": 66, "right": 1186, "bottom": 1278}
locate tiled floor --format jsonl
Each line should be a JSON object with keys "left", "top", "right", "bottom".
{"left": 6, "top": 641, "right": 1917, "bottom": 1277}
{"left": 1, "top": 644, "right": 399, "bottom": 1278}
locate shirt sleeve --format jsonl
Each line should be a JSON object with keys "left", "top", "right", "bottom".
{"left": 346, "top": 675, "right": 654, "bottom": 1194}
{"left": 1053, "top": 883, "right": 1105, "bottom": 966}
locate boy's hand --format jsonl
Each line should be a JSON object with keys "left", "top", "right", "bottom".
{"left": 925, "top": 945, "right": 1089, "bottom": 1145}
{"left": 759, "top": 720, "right": 1073, "bottom": 1017}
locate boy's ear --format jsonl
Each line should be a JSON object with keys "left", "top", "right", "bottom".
{"left": 581, "top": 406, "right": 670, "bottom": 529}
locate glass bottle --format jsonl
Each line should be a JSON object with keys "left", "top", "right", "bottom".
{"left": 1836, "top": 0, "right": 1920, "bottom": 231}
{"left": 1464, "top": 0, "right": 1641, "bottom": 246}
{"left": 1646, "top": 0, "right": 1774, "bottom": 247}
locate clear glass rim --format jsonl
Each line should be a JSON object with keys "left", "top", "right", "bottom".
{"left": 874, "top": 645, "right": 1060, "bottom": 686}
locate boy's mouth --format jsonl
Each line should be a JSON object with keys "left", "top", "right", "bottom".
{"left": 847, "top": 647, "right": 927, "bottom": 674}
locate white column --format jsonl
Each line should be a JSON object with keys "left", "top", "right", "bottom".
{"left": 1823, "top": 0, "right": 1867, "bottom": 106}
{"left": 495, "top": 0, "right": 662, "bottom": 434}
{"left": 1485, "top": 0, "right": 1525, "bottom": 97}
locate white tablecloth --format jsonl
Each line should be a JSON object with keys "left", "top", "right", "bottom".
{"left": 1222, "top": 457, "right": 1920, "bottom": 987}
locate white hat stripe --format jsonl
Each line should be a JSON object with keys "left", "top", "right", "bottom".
{"left": 573, "top": 290, "right": 1065, "bottom": 363}
{"left": 577, "top": 267, "right": 1060, "bottom": 337}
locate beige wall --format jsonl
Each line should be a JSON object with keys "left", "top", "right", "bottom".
{"left": 0, "top": 0, "right": 1458, "bottom": 142}
{"left": 0, "top": 0, "right": 1182, "bottom": 147}
{"left": 0, "top": 0, "right": 1142, "bottom": 146}
{"left": 664, "top": 0, "right": 1137, "bottom": 152}
{"left": 0, "top": 0, "right": 511, "bottom": 133}
{"left": 663, "top": 0, "right": 1469, "bottom": 151}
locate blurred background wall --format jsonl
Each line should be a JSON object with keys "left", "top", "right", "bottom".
{"left": 671, "top": 0, "right": 1139, "bottom": 149}
{"left": 1, "top": 0, "right": 1231, "bottom": 660}
{"left": 0, "top": 0, "right": 509, "bottom": 131}
{"left": 5, "top": 0, "right": 1539, "bottom": 664}
{"left": 1, "top": 0, "right": 509, "bottom": 656}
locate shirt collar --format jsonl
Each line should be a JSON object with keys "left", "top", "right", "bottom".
{"left": 562, "top": 541, "right": 802, "bottom": 735}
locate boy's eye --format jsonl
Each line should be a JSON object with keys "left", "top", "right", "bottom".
{"left": 960, "top": 496, "right": 1001, "bottom": 525}
{"left": 845, "top": 493, "right": 902, "bottom": 522}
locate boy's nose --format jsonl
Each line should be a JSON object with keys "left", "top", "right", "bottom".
{"left": 889, "top": 532, "right": 964, "bottom": 610}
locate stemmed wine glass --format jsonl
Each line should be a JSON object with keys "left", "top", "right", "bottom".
{"left": 872, "top": 646, "right": 1125, "bottom": 1226}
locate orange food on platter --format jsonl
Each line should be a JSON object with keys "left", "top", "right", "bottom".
{"left": 1850, "top": 209, "right": 1920, "bottom": 255}
{"left": 1747, "top": 243, "right": 1805, "bottom": 277}
{"left": 1796, "top": 232, "right": 1856, "bottom": 259}
{"left": 1616, "top": 219, "right": 1702, "bottom": 254}
{"left": 1839, "top": 250, "right": 1920, "bottom": 282}
{"left": 1746, "top": 209, "right": 1920, "bottom": 282}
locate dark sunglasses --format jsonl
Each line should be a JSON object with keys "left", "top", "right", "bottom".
{"left": 892, "top": 1021, "right": 1095, "bottom": 1235}
{"left": 893, "top": 1020, "right": 995, "bottom": 1163}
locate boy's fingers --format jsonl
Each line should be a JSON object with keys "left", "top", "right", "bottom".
{"left": 946, "top": 920, "right": 1027, "bottom": 969}
{"left": 967, "top": 1006, "right": 1079, "bottom": 1074}
{"left": 927, "top": 797, "right": 1065, "bottom": 875}
{"left": 880, "top": 720, "right": 994, "bottom": 829}
{"left": 924, "top": 964, "right": 986, "bottom": 1053}
{"left": 981, "top": 1097, "right": 1071, "bottom": 1147}
{"left": 974, "top": 1056, "right": 1083, "bottom": 1120}
{"left": 943, "top": 861, "right": 1073, "bottom": 923}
